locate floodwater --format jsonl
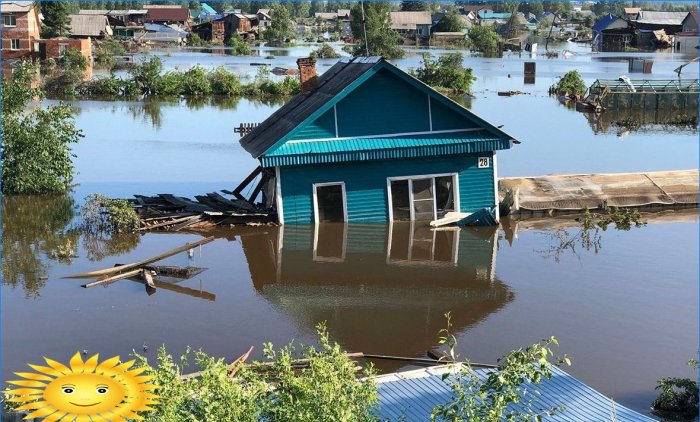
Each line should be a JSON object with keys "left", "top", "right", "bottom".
{"left": 3, "top": 44, "right": 699, "bottom": 418}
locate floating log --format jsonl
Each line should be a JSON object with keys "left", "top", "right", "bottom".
{"left": 66, "top": 237, "right": 215, "bottom": 279}
{"left": 82, "top": 269, "right": 142, "bottom": 288}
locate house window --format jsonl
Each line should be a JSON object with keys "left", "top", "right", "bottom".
{"left": 58, "top": 44, "right": 68, "bottom": 56}
{"left": 387, "top": 223, "right": 459, "bottom": 265}
{"left": 313, "top": 182, "right": 347, "bottom": 223}
{"left": 388, "top": 174, "right": 458, "bottom": 222}
{"left": 3, "top": 14, "right": 17, "bottom": 27}
{"left": 11, "top": 39, "right": 20, "bottom": 50}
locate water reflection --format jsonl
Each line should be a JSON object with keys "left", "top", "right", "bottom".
{"left": 240, "top": 223, "right": 512, "bottom": 369}
{"left": 585, "top": 108, "right": 699, "bottom": 135}
{"left": 1, "top": 195, "right": 78, "bottom": 298}
{"left": 1, "top": 195, "right": 142, "bottom": 297}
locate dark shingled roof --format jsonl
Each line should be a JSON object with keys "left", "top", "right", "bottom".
{"left": 240, "top": 56, "right": 382, "bottom": 158}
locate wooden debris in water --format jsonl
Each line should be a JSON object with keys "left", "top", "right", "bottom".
{"left": 66, "top": 236, "right": 215, "bottom": 279}
{"left": 82, "top": 269, "right": 143, "bottom": 288}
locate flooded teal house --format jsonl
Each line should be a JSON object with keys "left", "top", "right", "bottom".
{"left": 239, "top": 56, "right": 517, "bottom": 224}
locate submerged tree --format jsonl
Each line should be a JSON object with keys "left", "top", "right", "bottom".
{"left": 467, "top": 25, "right": 500, "bottom": 54}
{"left": 350, "top": 2, "right": 404, "bottom": 59}
{"left": 264, "top": 6, "right": 294, "bottom": 45}
{"left": 412, "top": 53, "right": 475, "bottom": 94}
{"left": 1, "top": 60, "right": 83, "bottom": 194}
{"left": 434, "top": 11, "right": 466, "bottom": 33}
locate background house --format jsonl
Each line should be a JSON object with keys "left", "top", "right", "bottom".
{"left": 68, "top": 14, "right": 113, "bottom": 39}
{"left": 1, "top": 0, "right": 40, "bottom": 59}
{"left": 592, "top": 13, "right": 629, "bottom": 51}
{"left": 675, "top": 10, "right": 699, "bottom": 53}
{"left": 144, "top": 5, "right": 190, "bottom": 28}
{"left": 239, "top": 57, "right": 516, "bottom": 224}
{"left": 257, "top": 9, "right": 271, "bottom": 32}
{"left": 390, "top": 11, "right": 432, "bottom": 39}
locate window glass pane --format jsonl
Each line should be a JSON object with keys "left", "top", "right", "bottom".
{"left": 390, "top": 180, "right": 410, "bottom": 221}
{"left": 435, "top": 176, "right": 455, "bottom": 218}
{"left": 410, "top": 225, "right": 433, "bottom": 260}
{"left": 316, "top": 184, "right": 344, "bottom": 222}
{"left": 412, "top": 178, "right": 434, "bottom": 221}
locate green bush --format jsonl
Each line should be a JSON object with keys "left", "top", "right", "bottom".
{"left": 84, "top": 74, "right": 125, "bottom": 97}
{"left": 44, "top": 48, "right": 89, "bottom": 98}
{"left": 226, "top": 33, "right": 252, "bottom": 55}
{"left": 187, "top": 32, "right": 208, "bottom": 47}
{"left": 432, "top": 314, "right": 570, "bottom": 421}
{"left": 181, "top": 66, "right": 212, "bottom": 96}
{"left": 552, "top": 70, "right": 587, "bottom": 97}
{"left": 157, "top": 71, "right": 185, "bottom": 96}
{"left": 81, "top": 194, "right": 140, "bottom": 234}
{"left": 651, "top": 359, "right": 699, "bottom": 419}
{"left": 310, "top": 43, "right": 341, "bottom": 59}
{"left": 2, "top": 61, "right": 83, "bottom": 194}
{"left": 468, "top": 25, "right": 500, "bottom": 54}
{"left": 130, "top": 56, "right": 163, "bottom": 95}
{"left": 94, "top": 40, "right": 127, "bottom": 69}
{"left": 135, "top": 324, "right": 378, "bottom": 421}
{"left": 208, "top": 66, "right": 241, "bottom": 96}
{"left": 256, "top": 76, "right": 300, "bottom": 98}
{"left": 412, "top": 53, "right": 475, "bottom": 94}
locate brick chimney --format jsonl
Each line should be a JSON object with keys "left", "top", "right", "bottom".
{"left": 297, "top": 57, "right": 318, "bottom": 94}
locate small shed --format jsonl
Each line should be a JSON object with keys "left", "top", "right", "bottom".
{"left": 239, "top": 57, "right": 517, "bottom": 224}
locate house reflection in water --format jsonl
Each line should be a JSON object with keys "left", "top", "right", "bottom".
{"left": 240, "top": 223, "right": 513, "bottom": 370}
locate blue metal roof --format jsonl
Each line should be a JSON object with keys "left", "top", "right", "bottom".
{"left": 593, "top": 13, "right": 621, "bottom": 32}
{"left": 376, "top": 365, "right": 654, "bottom": 421}
{"left": 261, "top": 134, "right": 512, "bottom": 167}
{"left": 200, "top": 3, "right": 216, "bottom": 14}
{"left": 478, "top": 12, "right": 512, "bottom": 19}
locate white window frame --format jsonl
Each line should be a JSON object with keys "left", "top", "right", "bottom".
{"left": 312, "top": 182, "right": 347, "bottom": 224}
{"left": 386, "top": 222, "right": 459, "bottom": 266}
{"left": 4, "top": 14, "right": 17, "bottom": 27}
{"left": 58, "top": 43, "right": 69, "bottom": 57}
{"left": 313, "top": 222, "right": 347, "bottom": 262}
{"left": 386, "top": 173, "right": 460, "bottom": 222}
{"left": 10, "top": 38, "right": 20, "bottom": 50}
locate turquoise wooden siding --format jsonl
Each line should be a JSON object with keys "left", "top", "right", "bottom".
{"left": 292, "top": 108, "right": 336, "bottom": 140}
{"left": 430, "top": 98, "right": 480, "bottom": 131}
{"left": 279, "top": 154, "right": 495, "bottom": 224}
{"left": 335, "top": 69, "right": 431, "bottom": 137}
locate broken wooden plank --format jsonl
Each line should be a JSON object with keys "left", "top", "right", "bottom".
{"left": 172, "top": 215, "right": 206, "bottom": 231}
{"left": 66, "top": 236, "right": 215, "bottom": 279}
{"left": 141, "top": 269, "right": 156, "bottom": 289}
{"left": 138, "top": 214, "right": 200, "bottom": 231}
{"left": 207, "top": 192, "right": 259, "bottom": 212}
{"left": 117, "top": 264, "right": 207, "bottom": 279}
{"left": 248, "top": 173, "right": 269, "bottom": 206}
{"left": 82, "top": 269, "right": 143, "bottom": 288}
{"left": 158, "top": 194, "right": 213, "bottom": 212}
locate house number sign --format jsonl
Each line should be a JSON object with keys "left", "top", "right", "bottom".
{"left": 478, "top": 157, "right": 490, "bottom": 168}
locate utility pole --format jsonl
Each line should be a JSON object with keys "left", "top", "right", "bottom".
{"left": 361, "top": 0, "right": 369, "bottom": 56}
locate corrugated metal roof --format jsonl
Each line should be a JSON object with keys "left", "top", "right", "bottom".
{"left": 592, "top": 13, "right": 621, "bottom": 32}
{"left": 390, "top": 11, "right": 432, "bottom": 29}
{"left": 636, "top": 11, "right": 688, "bottom": 25}
{"left": 69, "top": 14, "right": 112, "bottom": 36}
{"left": 478, "top": 12, "right": 512, "bottom": 20}
{"left": 377, "top": 364, "right": 655, "bottom": 421}
{"left": 145, "top": 7, "right": 189, "bottom": 22}
{"left": 1, "top": 1, "right": 33, "bottom": 13}
{"left": 240, "top": 56, "right": 382, "bottom": 158}
{"left": 261, "top": 135, "right": 511, "bottom": 167}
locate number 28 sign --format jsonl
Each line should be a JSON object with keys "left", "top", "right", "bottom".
{"left": 478, "top": 157, "right": 490, "bottom": 168}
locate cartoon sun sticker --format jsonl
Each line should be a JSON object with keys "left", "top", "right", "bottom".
{"left": 6, "top": 352, "right": 159, "bottom": 421}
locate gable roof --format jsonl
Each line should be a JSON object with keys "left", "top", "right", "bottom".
{"left": 683, "top": 10, "right": 699, "bottom": 28}
{"left": 69, "top": 14, "right": 112, "bottom": 36}
{"left": 390, "top": 11, "right": 432, "bottom": 29}
{"left": 240, "top": 57, "right": 516, "bottom": 160}
{"left": 635, "top": 11, "right": 688, "bottom": 26}
{"left": 1, "top": 0, "right": 34, "bottom": 13}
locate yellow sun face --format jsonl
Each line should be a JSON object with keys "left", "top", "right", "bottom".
{"left": 6, "top": 352, "right": 159, "bottom": 421}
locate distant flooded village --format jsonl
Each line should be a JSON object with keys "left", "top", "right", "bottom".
{"left": 2, "top": 0, "right": 699, "bottom": 421}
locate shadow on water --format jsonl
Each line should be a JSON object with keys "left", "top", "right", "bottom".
{"left": 236, "top": 222, "right": 513, "bottom": 371}
{"left": 584, "top": 108, "right": 699, "bottom": 135}
{"left": 1, "top": 195, "right": 142, "bottom": 298}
